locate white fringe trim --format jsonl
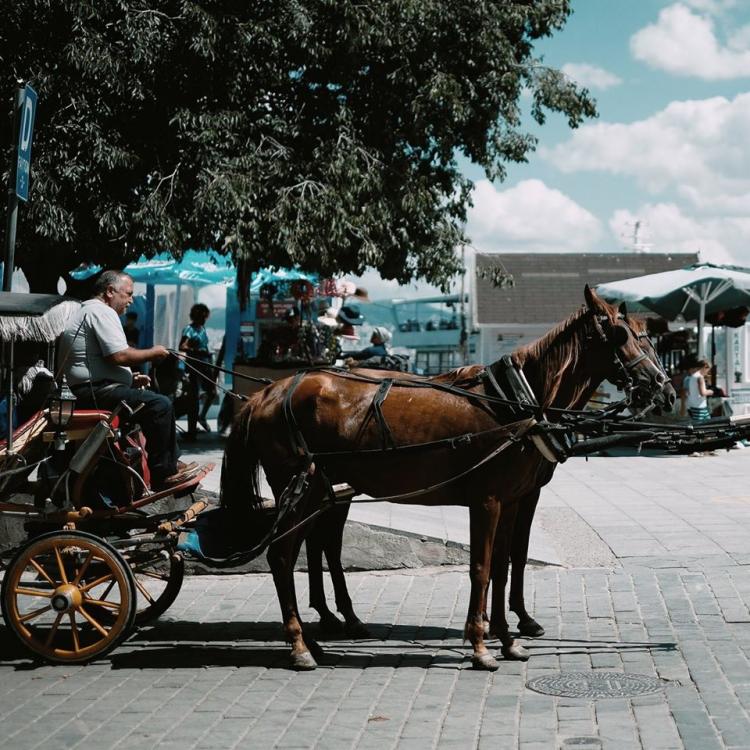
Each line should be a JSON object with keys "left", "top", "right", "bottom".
{"left": 0, "top": 300, "right": 81, "bottom": 342}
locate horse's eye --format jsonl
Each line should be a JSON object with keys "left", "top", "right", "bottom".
{"left": 611, "top": 324, "right": 629, "bottom": 347}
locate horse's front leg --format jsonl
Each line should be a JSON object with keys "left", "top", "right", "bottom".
{"left": 509, "top": 489, "right": 545, "bottom": 637}
{"left": 487, "top": 500, "right": 527, "bottom": 660}
{"left": 466, "top": 497, "right": 501, "bottom": 670}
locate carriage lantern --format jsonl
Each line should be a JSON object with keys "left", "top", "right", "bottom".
{"left": 48, "top": 376, "right": 76, "bottom": 429}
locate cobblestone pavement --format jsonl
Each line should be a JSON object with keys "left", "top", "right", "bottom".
{"left": 3, "top": 450, "right": 750, "bottom": 749}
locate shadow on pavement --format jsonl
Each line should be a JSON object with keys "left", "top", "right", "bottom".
{"left": 0, "top": 621, "right": 677, "bottom": 672}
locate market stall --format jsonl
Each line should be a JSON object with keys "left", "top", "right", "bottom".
{"left": 225, "top": 271, "right": 362, "bottom": 398}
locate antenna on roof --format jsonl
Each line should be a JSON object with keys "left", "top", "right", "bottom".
{"left": 621, "top": 220, "right": 653, "bottom": 254}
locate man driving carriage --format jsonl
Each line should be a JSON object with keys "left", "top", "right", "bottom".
{"left": 58, "top": 270, "right": 183, "bottom": 490}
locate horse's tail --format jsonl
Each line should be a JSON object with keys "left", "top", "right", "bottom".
{"left": 220, "top": 397, "right": 265, "bottom": 514}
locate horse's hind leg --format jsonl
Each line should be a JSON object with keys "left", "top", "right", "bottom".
{"left": 323, "top": 503, "right": 369, "bottom": 638}
{"left": 466, "top": 497, "right": 502, "bottom": 671}
{"left": 306, "top": 518, "right": 345, "bottom": 635}
{"left": 509, "top": 489, "right": 545, "bottom": 638}
{"left": 267, "top": 471, "right": 321, "bottom": 670}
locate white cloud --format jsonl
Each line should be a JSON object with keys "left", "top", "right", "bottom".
{"left": 630, "top": 3, "right": 750, "bottom": 79}
{"left": 542, "top": 92, "right": 750, "bottom": 210}
{"left": 561, "top": 63, "right": 622, "bottom": 90}
{"left": 609, "top": 204, "right": 737, "bottom": 263}
{"left": 466, "top": 179, "right": 603, "bottom": 253}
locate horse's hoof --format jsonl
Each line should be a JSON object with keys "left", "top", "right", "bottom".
{"left": 318, "top": 613, "right": 345, "bottom": 634}
{"left": 345, "top": 620, "right": 371, "bottom": 639}
{"left": 501, "top": 642, "right": 530, "bottom": 661}
{"left": 471, "top": 653, "right": 500, "bottom": 671}
{"left": 518, "top": 619, "right": 545, "bottom": 638}
{"left": 291, "top": 651, "right": 318, "bottom": 670}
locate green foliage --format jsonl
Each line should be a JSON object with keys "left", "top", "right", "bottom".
{"left": 0, "top": 0, "right": 596, "bottom": 291}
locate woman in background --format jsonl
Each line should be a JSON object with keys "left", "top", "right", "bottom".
{"left": 179, "top": 303, "right": 216, "bottom": 439}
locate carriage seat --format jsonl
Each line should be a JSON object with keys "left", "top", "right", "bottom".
{"left": 0, "top": 410, "right": 49, "bottom": 459}
{"left": 67, "top": 410, "right": 116, "bottom": 430}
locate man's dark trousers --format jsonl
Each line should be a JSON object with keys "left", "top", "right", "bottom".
{"left": 72, "top": 383, "right": 179, "bottom": 486}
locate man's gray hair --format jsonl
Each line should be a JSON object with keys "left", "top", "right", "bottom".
{"left": 93, "top": 270, "right": 132, "bottom": 297}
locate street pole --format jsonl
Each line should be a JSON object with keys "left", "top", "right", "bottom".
{"left": 3, "top": 84, "right": 24, "bottom": 292}
{"left": 459, "top": 244, "right": 468, "bottom": 365}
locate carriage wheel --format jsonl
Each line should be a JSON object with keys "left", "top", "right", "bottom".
{"left": 129, "top": 551, "right": 184, "bottom": 626}
{"left": 95, "top": 549, "right": 184, "bottom": 627}
{"left": 1, "top": 531, "right": 136, "bottom": 663}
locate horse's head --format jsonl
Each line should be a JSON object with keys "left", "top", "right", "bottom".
{"left": 584, "top": 285, "right": 676, "bottom": 413}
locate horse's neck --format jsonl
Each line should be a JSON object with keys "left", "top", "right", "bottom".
{"left": 508, "top": 313, "right": 604, "bottom": 411}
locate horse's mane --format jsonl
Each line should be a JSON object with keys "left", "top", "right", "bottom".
{"left": 511, "top": 302, "right": 620, "bottom": 409}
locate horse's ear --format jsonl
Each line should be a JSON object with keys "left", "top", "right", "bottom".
{"left": 619, "top": 301, "right": 628, "bottom": 318}
{"left": 584, "top": 284, "right": 603, "bottom": 311}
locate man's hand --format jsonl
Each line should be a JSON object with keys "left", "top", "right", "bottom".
{"left": 151, "top": 345, "right": 169, "bottom": 361}
{"left": 133, "top": 373, "right": 151, "bottom": 389}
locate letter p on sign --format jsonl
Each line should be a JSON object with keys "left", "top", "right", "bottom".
{"left": 15, "top": 84, "right": 37, "bottom": 202}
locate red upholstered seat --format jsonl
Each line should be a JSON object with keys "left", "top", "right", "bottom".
{"left": 67, "top": 410, "right": 117, "bottom": 430}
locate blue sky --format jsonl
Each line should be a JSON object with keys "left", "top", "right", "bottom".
{"left": 358, "top": 0, "right": 750, "bottom": 299}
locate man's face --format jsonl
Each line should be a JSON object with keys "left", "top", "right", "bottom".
{"left": 106, "top": 276, "right": 134, "bottom": 316}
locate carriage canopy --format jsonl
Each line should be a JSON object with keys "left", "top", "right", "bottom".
{"left": 0, "top": 293, "right": 80, "bottom": 343}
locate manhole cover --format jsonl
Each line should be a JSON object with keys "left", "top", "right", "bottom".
{"left": 526, "top": 671, "right": 664, "bottom": 699}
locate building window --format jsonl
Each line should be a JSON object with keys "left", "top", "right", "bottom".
{"left": 415, "top": 350, "right": 460, "bottom": 375}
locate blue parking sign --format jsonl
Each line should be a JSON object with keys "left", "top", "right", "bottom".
{"left": 15, "top": 84, "right": 37, "bottom": 202}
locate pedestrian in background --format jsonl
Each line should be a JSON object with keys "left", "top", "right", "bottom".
{"left": 684, "top": 358, "right": 713, "bottom": 423}
{"left": 179, "top": 303, "right": 216, "bottom": 439}
{"left": 123, "top": 311, "right": 140, "bottom": 347}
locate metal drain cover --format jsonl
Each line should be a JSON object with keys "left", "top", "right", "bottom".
{"left": 526, "top": 671, "right": 664, "bottom": 699}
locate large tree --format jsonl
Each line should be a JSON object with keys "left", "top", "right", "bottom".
{"left": 1, "top": 1, "right": 596, "bottom": 292}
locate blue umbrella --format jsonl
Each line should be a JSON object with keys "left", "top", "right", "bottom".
{"left": 71, "top": 250, "right": 236, "bottom": 286}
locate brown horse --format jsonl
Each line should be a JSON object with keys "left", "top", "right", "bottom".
{"left": 304, "top": 302, "right": 673, "bottom": 644}
{"left": 221, "top": 287, "right": 674, "bottom": 670}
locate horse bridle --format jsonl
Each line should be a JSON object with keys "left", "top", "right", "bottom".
{"left": 590, "top": 311, "right": 667, "bottom": 407}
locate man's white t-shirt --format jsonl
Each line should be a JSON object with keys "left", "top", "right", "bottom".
{"left": 59, "top": 299, "right": 133, "bottom": 387}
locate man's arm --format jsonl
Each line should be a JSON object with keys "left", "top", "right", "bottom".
{"left": 106, "top": 345, "right": 169, "bottom": 366}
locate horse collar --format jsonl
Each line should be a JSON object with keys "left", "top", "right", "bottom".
{"left": 484, "top": 356, "right": 540, "bottom": 414}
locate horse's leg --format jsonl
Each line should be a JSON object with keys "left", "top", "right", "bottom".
{"left": 509, "top": 489, "right": 545, "bottom": 637}
{"left": 488, "top": 500, "right": 527, "bottom": 659}
{"left": 323, "top": 503, "right": 369, "bottom": 638}
{"left": 268, "top": 526, "right": 317, "bottom": 669}
{"left": 466, "top": 497, "right": 502, "bottom": 670}
{"left": 266, "top": 472, "right": 321, "bottom": 670}
{"left": 306, "top": 519, "right": 345, "bottom": 635}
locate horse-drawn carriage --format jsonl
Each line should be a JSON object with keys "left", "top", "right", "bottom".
{"left": 1, "top": 287, "right": 749, "bottom": 670}
{"left": 0, "top": 292, "right": 213, "bottom": 663}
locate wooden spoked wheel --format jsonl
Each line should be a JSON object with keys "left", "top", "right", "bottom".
{"left": 1, "top": 531, "right": 136, "bottom": 663}
{"left": 126, "top": 551, "right": 184, "bottom": 626}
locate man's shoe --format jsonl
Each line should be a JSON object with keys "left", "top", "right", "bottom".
{"left": 198, "top": 417, "right": 211, "bottom": 433}
{"left": 152, "top": 464, "right": 199, "bottom": 492}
